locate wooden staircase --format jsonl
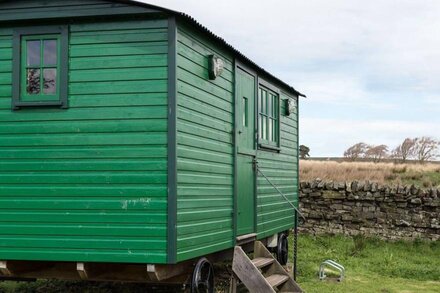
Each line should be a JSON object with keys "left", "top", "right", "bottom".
{"left": 231, "top": 241, "right": 303, "bottom": 293}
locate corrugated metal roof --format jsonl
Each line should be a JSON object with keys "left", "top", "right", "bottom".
{"left": 113, "top": 0, "right": 305, "bottom": 97}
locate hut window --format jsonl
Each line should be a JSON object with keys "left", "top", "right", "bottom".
{"left": 12, "top": 26, "right": 68, "bottom": 110}
{"left": 23, "top": 37, "right": 59, "bottom": 96}
{"left": 258, "top": 86, "right": 280, "bottom": 149}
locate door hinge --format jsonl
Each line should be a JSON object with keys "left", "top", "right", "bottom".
{"left": 252, "top": 158, "right": 258, "bottom": 171}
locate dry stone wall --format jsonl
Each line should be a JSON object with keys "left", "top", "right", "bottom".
{"left": 299, "top": 180, "right": 440, "bottom": 241}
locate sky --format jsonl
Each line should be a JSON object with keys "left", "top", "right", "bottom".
{"left": 144, "top": 0, "right": 440, "bottom": 157}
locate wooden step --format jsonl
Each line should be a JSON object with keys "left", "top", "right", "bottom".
{"left": 252, "top": 257, "right": 275, "bottom": 269}
{"left": 236, "top": 233, "right": 257, "bottom": 245}
{"left": 232, "top": 242, "right": 303, "bottom": 293}
{"left": 266, "top": 274, "right": 289, "bottom": 288}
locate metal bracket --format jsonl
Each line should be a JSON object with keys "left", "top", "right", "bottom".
{"left": 319, "top": 260, "right": 345, "bottom": 282}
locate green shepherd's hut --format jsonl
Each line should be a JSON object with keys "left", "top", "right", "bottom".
{"left": 0, "top": 1, "right": 304, "bottom": 291}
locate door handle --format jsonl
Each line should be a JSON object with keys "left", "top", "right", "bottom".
{"left": 238, "top": 130, "right": 242, "bottom": 134}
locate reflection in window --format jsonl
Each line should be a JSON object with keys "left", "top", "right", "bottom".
{"left": 26, "top": 69, "right": 40, "bottom": 94}
{"left": 43, "top": 69, "right": 57, "bottom": 94}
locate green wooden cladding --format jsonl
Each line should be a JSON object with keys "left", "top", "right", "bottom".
{"left": 0, "top": 0, "right": 161, "bottom": 22}
{"left": 0, "top": 0, "right": 300, "bottom": 266}
{"left": 175, "top": 25, "right": 235, "bottom": 262}
{"left": 0, "top": 18, "right": 169, "bottom": 264}
{"left": 174, "top": 24, "right": 299, "bottom": 261}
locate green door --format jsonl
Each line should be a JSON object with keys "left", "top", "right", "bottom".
{"left": 236, "top": 67, "right": 256, "bottom": 236}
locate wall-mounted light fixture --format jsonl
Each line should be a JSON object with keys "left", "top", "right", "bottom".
{"left": 208, "top": 55, "right": 224, "bottom": 80}
{"left": 285, "top": 98, "right": 297, "bottom": 116}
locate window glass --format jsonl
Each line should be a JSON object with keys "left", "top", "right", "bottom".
{"left": 242, "top": 97, "right": 248, "bottom": 127}
{"left": 262, "top": 114, "right": 267, "bottom": 140}
{"left": 43, "top": 40, "right": 58, "bottom": 66}
{"left": 262, "top": 90, "right": 267, "bottom": 114}
{"left": 259, "top": 88, "right": 263, "bottom": 111}
{"left": 258, "top": 86, "right": 279, "bottom": 147}
{"left": 272, "top": 94, "right": 277, "bottom": 117}
{"left": 272, "top": 118, "right": 277, "bottom": 141}
{"left": 268, "top": 118, "right": 273, "bottom": 141}
{"left": 258, "top": 114, "right": 262, "bottom": 139}
{"left": 27, "top": 40, "right": 41, "bottom": 66}
{"left": 268, "top": 93, "right": 272, "bottom": 119}
{"left": 43, "top": 68, "right": 57, "bottom": 94}
{"left": 26, "top": 69, "right": 40, "bottom": 94}
{"left": 22, "top": 36, "right": 59, "bottom": 99}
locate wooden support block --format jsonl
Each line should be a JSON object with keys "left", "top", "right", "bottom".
{"left": 152, "top": 262, "right": 193, "bottom": 281}
{"left": 0, "top": 261, "right": 12, "bottom": 276}
{"left": 146, "top": 264, "right": 158, "bottom": 281}
{"left": 76, "top": 262, "right": 88, "bottom": 280}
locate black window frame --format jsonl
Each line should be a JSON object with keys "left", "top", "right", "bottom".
{"left": 257, "top": 78, "right": 281, "bottom": 152}
{"left": 12, "top": 25, "right": 69, "bottom": 110}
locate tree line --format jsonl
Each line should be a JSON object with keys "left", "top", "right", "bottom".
{"left": 343, "top": 137, "right": 440, "bottom": 163}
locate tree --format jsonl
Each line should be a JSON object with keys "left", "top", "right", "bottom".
{"left": 391, "top": 138, "right": 417, "bottom": 163}
{"left": 299, "top": 145, "right": 310, "bottom": 160}
{"left": 343, "top": 142, "right": 368, "bottom": 161}
{"left": 413, "top": 137, "right": 439, "bottom": 164}
{"left": 365, "top": 144, "right": 389, "bottom": 163}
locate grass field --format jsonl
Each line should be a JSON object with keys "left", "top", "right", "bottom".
{"left": 1, "top": 235, "right": 438, "bottom": 292}
{"left": 296, "top": 234, "right": 440, "bottom": 293}
{"left": 300, "top": 160, "right": 440, "bottom": 188}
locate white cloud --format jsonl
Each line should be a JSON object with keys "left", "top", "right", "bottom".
{"left": 141, "top": 0, "right": 440, "bottom": 156}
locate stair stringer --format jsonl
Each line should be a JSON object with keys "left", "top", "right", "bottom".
{"left": 254, "top": 241, "right": 303, "bottom": 293}
{"left": 231, "top": 245, "right": 276, "bottom": 293}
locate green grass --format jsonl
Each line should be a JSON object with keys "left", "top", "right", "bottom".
{"left": 0, "top": 235, "right": 439, "bottom": 292}
{"left": 296, "top": 234, "right": 440, "bottom": 293}
{"left": 399, "top": 170, "right": 440, "bottom": 188}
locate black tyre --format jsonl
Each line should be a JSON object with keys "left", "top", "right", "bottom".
{"left": 277, "top": 233, "right": 289, "bottom": 265}
{"left": 190, "top": 257, "right": 214, "bottom": 293}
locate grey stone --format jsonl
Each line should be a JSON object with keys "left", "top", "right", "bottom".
{"left": 410, "top": 198, "right": 422, "bottom": 205}
{"left": 325, "top": 181, "right": 334, "bottom": 190}
{"left": 396, "top": 220, "right": 411, "bottom": 227}
{"left": 299, "top": 180, "right": 439, "bottom": 241}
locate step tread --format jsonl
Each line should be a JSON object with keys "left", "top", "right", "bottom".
{"left": 266, "top": 274, "right": 289, "bottom": 288}
{"left": 252, "top": 257, "right": 275, "bottom": 268}
{"left": 236, "top": 233, "right": 257, "bottom": 242}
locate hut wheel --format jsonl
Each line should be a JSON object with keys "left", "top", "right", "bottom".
{"left": 190, "top": 257, "right": 214, "bottom": 293}
{"left": 277, "top": 233, "right": 289, "bottom": 265}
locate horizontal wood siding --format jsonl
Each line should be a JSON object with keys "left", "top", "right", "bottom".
{"left": 256, "top": 93, "right": 298, "bottom": 238}
{"left": 0, "top": 0, "right": 160, "bottom": 22}
{"left": 175, "top": 25, "right": 234, "bottom": 262}
{"left": 0, "top": 19, "right": 169, "bottom": 264}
